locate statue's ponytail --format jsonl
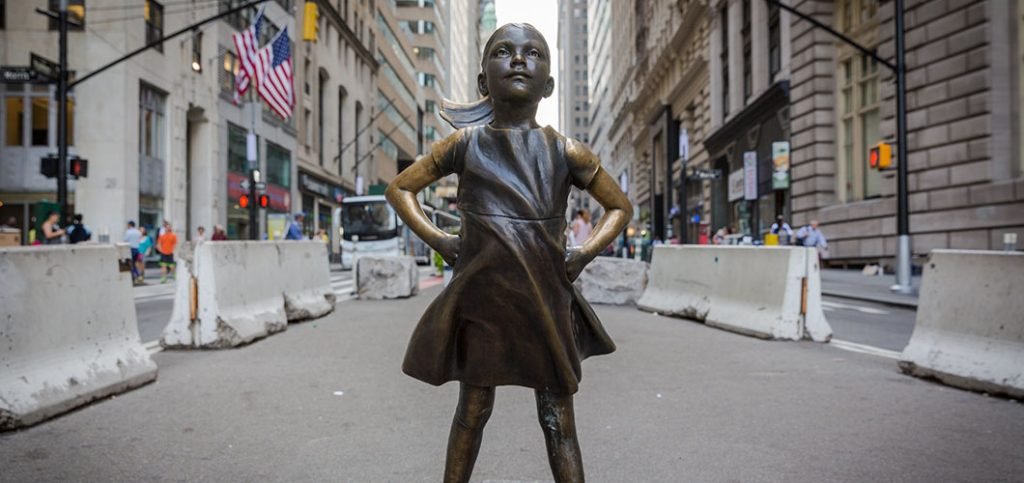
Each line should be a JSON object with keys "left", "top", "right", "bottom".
{"left": 439, "top": 96, "right": 494, "bottom": 129}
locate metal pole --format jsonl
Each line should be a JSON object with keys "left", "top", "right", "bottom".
{"left": 56, "top": 0, "right": 69, "bottom": 222}
{"left": 891, "top": 0, "right": 914, "bottom": 294}
{"left": 248, "top": 100, "right": 258, "bottom": 240}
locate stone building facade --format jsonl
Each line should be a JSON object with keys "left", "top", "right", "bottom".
{"left": 603, "top": 0, "right": 1023, "bottom": 265}
{"left": 785, "top": 0, "right": 1024, "bottom": 264}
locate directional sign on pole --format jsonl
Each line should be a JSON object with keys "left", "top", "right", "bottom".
{"left": 239, "top": 179, "right": 250, "bottom": 191}
{"left": 255, "top": 182, "right": 266, "bottom": 191}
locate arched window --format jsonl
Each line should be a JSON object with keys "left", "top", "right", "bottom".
{"left": 338, "top": 85, "right": 347, "bottom": 176}
{"left": 318, "top": 69, "right": 328, "bottom": 166}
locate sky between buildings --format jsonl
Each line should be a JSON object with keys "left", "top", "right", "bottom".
{"left": 494, "top": 0, "right": 561, "bottom": 130}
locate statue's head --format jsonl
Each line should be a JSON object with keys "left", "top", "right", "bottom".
{"left": 477, "top": 23, "right": 554, "bottom": 103}
{"left": 441, "top": 23, "right": 554, "bottom": 128}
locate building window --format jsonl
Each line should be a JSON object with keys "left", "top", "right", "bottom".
{"left": 318, "top": 71, "right": 327, "bottom": 165}
{"left": 721, "top": 5, "right": 729, "bottom": 116}
{"left": 4, "top": 85, "right": 75, "bottom": 147}
{"left": 338, "top": 86, "right": 346, "bottom": 175}
{"left": 145, "top": 0, "right": 164, "bottom": 52}
{"left": 139, "top": 85, "right": 165, "bottom": 158}
{"left": 191, "top": 31, "right": 203, "bottom": 73}
{"left": 742, "top": 0, "right": 751, "bottom": 102}
{"left": 838, "top": 56, "right": 882, "bottom": 201}
{"left": 220, "top": 0, "right": 259, "bottom": 31}
{"left": 30, "top": 90, "right": 49, "bottom": 146}
{"left": 5, "top": 93, "right": 24, "bottom": 146}
{"left": 266, "top": 142, "right": 291, "bottom": 188}
{"left": 424, "top": 100, "right": 437, "bottom": 114}
{"left": 221, "top": 50, "right": 240, "bottom": 95}
{"left": 768, "top": 3, "right": 781, "bottom": 81}
{"left": 48, "top": 0, "right": 85, "bottom": 31}
{"left": 227, "top": 123, "right": 249, "bottom": 174}
{"left": 415, "top": 47, "right": 436, "bottom": 61}
{"left": 417, "top": 72, "right": 436, "bottom": 88}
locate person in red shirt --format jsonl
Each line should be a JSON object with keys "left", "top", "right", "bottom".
{"left": 157, "top": 220, "right": 178, "bottom": 283}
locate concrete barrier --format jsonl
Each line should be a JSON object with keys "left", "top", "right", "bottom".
{"left": 356, "top": 256, "right": 419, "bottom": 300}
{"left": 574, "top": 257, "right": 648, "bottom": 305}
{"left": 637, "top": 245, "right": 831, "bottom": 342}
{"left": 899, "top": 250, "right": 1024, "bottom": 398}
{"left": 0, "top": 245, "right": 158, "bottom": 430}
{"left": 277, "top": 241, "right": 336, "bottom": 321}
{"left": 162, "top": 241, "right": 335, "bottom": 349}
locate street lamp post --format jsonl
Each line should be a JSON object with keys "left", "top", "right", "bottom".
{"left": 56, "top": 0, "right": 70, "bottom": 223}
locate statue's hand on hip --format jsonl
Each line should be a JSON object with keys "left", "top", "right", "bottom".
{"left": 436, "top": 234, "right": 461, "bottom": 266}
{"left": 565, "top": 247, "right": 587, "bottom": 283}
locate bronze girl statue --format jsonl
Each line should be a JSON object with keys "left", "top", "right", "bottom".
{"left": 385, "top": 23, "right": 632, "bottom": 483}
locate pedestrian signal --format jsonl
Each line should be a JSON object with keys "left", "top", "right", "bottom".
{"left": 70, "top": 157, "right": 88, "bottom": 178}
{"left": 239, "top": 195, "right": 250, "bottom": 208}
{"left": 258, "top": 194, "right": 269, "bottom": 208}
{"left": 869, "top": 142, "right": 892, "bottom": 170}
{"left": 303, "top": 2, "right": 319, "bottom": 42}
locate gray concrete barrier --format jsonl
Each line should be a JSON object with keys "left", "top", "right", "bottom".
{"left": 899, "top": 250, "right": 1024, "bottom": 398}
{"left": 162, "top": 241, "right": 335, "bottom": 349}
{"left": 574, "top": 256, "right": 648, "bottom": 305}
{"left": 0, "top": 245, "right": 158, "bottom": 430}
{"left": 356, "top": 256, "right": 419, "bottom": 300}
{"left": 637, "top": 245, "right": 831, "bottom": 342}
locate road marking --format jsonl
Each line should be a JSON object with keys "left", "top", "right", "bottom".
{"left": 821, "top": 300, "right": 889, "bottom": 315}
{"left": 143, "top": 339, "right": 163, "bottom": 355}
{"left": 830, "top": 338, "right": 901, "bottom": 360}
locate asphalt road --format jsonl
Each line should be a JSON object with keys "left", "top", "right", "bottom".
{"left": 3, "top": 286, "right": 1022, "bottom": 482}
{"left": 821, "top": 295, "right": 917, "bottom": 352}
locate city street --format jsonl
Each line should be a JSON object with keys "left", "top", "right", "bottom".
{"left": 3, "top": 285, "right": 1022, "bottom": 482}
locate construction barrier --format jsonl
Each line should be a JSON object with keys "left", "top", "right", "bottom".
{"left": 162, "top": 241, "right": 334, "bottom": 349}
{"left": 637, "top": 245, "right": 831, "bottom": 342}
{"left": 899, "top": 250, "right": 1024, "bottom": 398}
{"left": 0, "top": 245, "right": 158, "bottom": 430}
{"left": 574, "top": 257, "right": 648, "bottom": 305}
{"left": 356, "top": 256, "right": 419, "bottom": 300}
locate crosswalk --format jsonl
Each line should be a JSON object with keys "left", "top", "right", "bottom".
{"left": 133, "top": 266, "right": 439, "bottom": 304}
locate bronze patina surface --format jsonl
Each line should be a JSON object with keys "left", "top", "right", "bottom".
{"left": 385, "top": 23, "right": 632, "bottom": 483}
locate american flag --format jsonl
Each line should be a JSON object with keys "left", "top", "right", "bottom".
{"left": 231, "top": 7, "right": 265, "bottom": 103}
{"left": 257, "top": 27, "right": 295, "bottom": 119}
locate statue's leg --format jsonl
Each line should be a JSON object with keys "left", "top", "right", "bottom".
{"left": 535, "top": 390, "right": 584, "bottom": 483}
{"left": 443, "top": 383, "right": 495, "bottom": 483}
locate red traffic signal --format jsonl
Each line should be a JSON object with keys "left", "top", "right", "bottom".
{"left": 239, "top": 195, "right": 250, "bottom": 208}
{"left": 70, "top": 157, "right": 88, "bottom": 178}
{"left": 258, "top": 194, "right": 269, "bottom": 208}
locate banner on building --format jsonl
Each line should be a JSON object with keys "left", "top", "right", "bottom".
{"left": 772, "top": 141, "right": 791, "bottom": 190}
{"left": 743, "top": 151, "right": 758, "bottom": 201}
{"left": 728, "top": 169, "right": 744, "bottom": 202}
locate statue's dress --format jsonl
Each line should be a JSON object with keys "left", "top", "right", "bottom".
{"left": 402, "top": 125, "right": 615, "bottom": 395}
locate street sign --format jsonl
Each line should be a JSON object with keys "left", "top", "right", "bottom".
{"left": 743, "top": 151, "right": 758, "bottom": 201}
{"left": 688, "top": 168, "right": 722, "bottom": 181}
{"left": 772, "top": 141, "right": 791, "bottom": 190}
{"left": 255, "top": 182, "right": 266, "bottom": 190}
{"left": 239, "top": 179, "right": 250, "bottom": 191}
{"left": 1, "top": 66, "right": 38, "bottom": 84}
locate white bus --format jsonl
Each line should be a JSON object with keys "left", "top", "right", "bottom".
{"left": 339, "top": 195, "right": 460, "bottom": 269}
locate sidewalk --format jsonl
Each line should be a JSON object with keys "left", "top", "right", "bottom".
{"left": 821, "top": 268, "right": 920, "bottom": 309}
{"left": 2, "top": 287, "right": 1020, "bottom": 482}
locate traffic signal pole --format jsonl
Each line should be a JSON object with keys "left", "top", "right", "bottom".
{"left": 766, "top": 0, "right": 913, "bottom": 294}
{"left": 56, "top": 0, "right": 69, "bottom": 222}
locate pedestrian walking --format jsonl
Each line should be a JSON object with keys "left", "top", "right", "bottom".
{"left": 194, "top": 226, "right": 206, "bottom": 243}
{"left": 66, "top": 214, "right": 92, "bottom": 244}
{"left": 137, "top": 227, "right": 154, "bottom": 283}
{"left": 211, "top": 224, "right": 228, "bottom": 241}
{"left": 40, "top": 211, "right": 65, "bottom": 245}
{"left": 123, "top": 221, "right": 143, "bottom": 282}
{"left": 157, "top": 221, "right": 178, "bottom": 283}
{"left": 797, "top": 219, "right": 829, "bottom": 259}
{"left": 571, "top": 208, "right": 592, "bottom": 245}
{"left": 285, "top": 213, "right": 305, "bottom": 240}
{"left": 770, "top": 215, "right": 794, "bottom": 245}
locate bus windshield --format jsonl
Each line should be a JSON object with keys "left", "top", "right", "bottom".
{"left": 341, "top": 200, "right": 397, "bottom": 241}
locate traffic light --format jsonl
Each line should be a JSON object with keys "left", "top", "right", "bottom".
{"left": 70, "top": 157, "right": 88, "bottom": 178}
{"left": 303, "top": 2, "right": 319, "bottom": 42}
{"left": 258, "top": 194, "right": 269, "bottom": 208}
{"left": 40, "top": 155, "right": 58, "bottom": 178}
{"left": 239, "top": 195, "right": 250, "bottom": 208}
{"left": 869, "top": 142, "right": 892, "bottom": 170}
